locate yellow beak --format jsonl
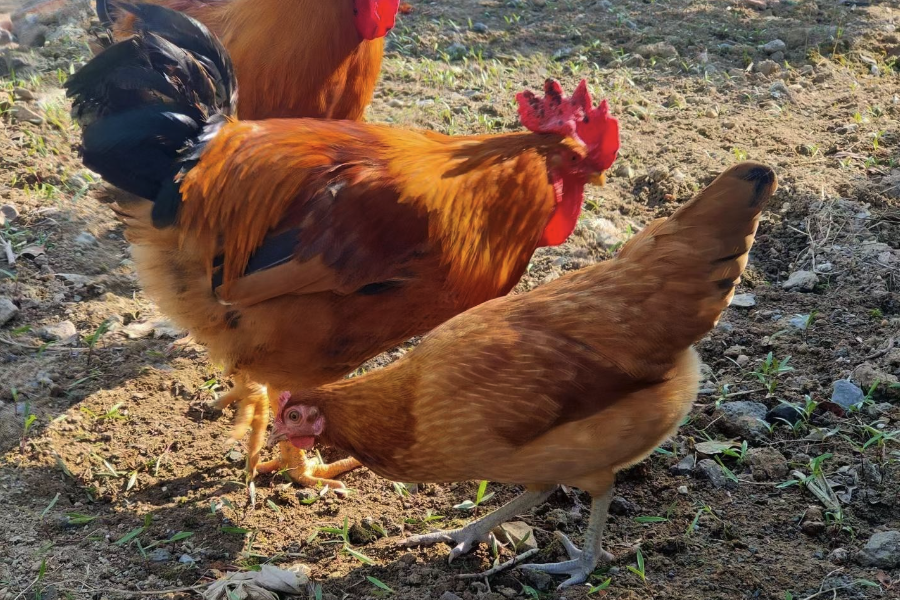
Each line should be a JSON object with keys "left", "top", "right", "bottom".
{"left": 589, "top": 171, "right": 607, "bottom": 187}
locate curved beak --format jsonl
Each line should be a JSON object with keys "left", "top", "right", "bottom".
{"left": 588, "top": 171, "right": 607, "bottom": 187}
{"left": 267, "top": 424, "right": 288, "bottom": 448}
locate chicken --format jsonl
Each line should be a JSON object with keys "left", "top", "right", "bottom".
{"left": 95, "top": 0, "right": 399, "bottom": 120}
{"left": 270, "top": 161, "right": 778, "bottom": 587}
{"left": 64, "top": 4, "right": 620, "bottom": 488}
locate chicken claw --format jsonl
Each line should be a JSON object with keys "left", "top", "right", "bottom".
{"left": 256, "top": 441, "right": 361, "bottom": 489}
{"left": 521, "top": 490, "right": 614, "bottom": 590}
{"left": 403, "top": 489, "right": 556, "bottom": 564}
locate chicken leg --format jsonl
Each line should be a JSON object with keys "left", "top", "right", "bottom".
{"left": 521, "top": 487, "right": 615, "bottom": 589}
{"left": 403, "top": 487, "right": 556, "bottom": 562}
{"left": 216, "top": 375, "right": 362, "bottom": 486}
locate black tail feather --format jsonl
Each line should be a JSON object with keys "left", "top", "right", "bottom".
{"left": 67, "top": 2, "right": 236, "bottom": 227}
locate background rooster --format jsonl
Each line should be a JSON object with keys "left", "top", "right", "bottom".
{"left": 65, "top": 4, "right": 619, "bottom": 487}
{"left": 271, "top": 161, "right": 778, "bottom": 587}
{"left": 95, "top": 0, "right": 400, "bottom": 120}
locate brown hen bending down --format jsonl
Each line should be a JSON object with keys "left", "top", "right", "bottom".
{"left": 271, "top": 161, "right": 778, "bottom": 587}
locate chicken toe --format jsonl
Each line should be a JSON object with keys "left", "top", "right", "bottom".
{"left": 256, "top": 441, "right": 361, "bottom": 489}
{"left": 521, "top": 489, "right": 614, "bottom": 589}
{"left": 404, "top": 488, "right": 556, "bottom": 563}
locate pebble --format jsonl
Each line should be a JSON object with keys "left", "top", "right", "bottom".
{"left": 636, "top": 42, "right": 679, "bottom": 59}
{"left": 857, "top": 531, "right": 900, "bottom": 568}
{"left": 178, "top": 554, "right": 196, "bottom": 564}
{"left": 670, "top": 454, "right": 696, "bottom": 476}
{"left": 471, "top": 22, "right": 489, "bottom": 33}
{"left": 766, "top": 403, "right": 803, "bottom": 426}
{"left": 731, "top": 293, "right": 757, "bottom": 308}
{"left": 0, "top": 298, "right": 18, "bottom": 327}
{"left": 788, "top": 314, "right": 812, "bottom": 330}
{"left": 769, "top": 80, "right": 794, "bottom": 102}
{"left": 677, "top": 485, "right": 689, "bottom": 495}
{"left": 736, "top": 354, "right": 750, "bottom": 367}
{"left": 445, "top": 42, "right": 467, "bottom": 60}
{"left": 0, "top": 29, "right": 11, "bottom": 46}
{"left": 829, "top": 548, "right": 849, "bottom": 564}
{"left": 830, "top": 379, "right": 864, "bottom": 410}
{"left": 0, "top": 204, "right": 18, "bottom": 226}
{"left": 609, "top": 496, "right": 640, "bottom": 516}
{"left": 440, "top": 594, "right": 463, "bottom": 600}
{"left": 74, "top": 232, "right": 98, "bottom": 247}
{"left": 9, "top": 105, "right": 43, "bottom": 124}
{"left": 746, "top": 447, "right": 788, "bottom": 481}
{"left": 716, "top": 401, "right": 769, "bottom": 441}
{"left": 388, "top": 98, "right": 404, "bottom": 108}
{"left": 544, "top": 508, "right": 570, "bottom": 529}
{"left": 615, "top": 163, "right": 635, "bottom": 179}
{"left": 761, "top": 39, "right": 787, "bottom": 54}
{"left": 755, "top": 60, "right": 780, "bottom": 76}
{"left": 782, "top": 270, "right": 818, "bottom": 292}
{"left": 148, "top": 549, "right": 172, "bottom": 562}
{"left": 38, "top": 320, "right": 77, "bottom": 343}
{"left": 492, "top": 521, "right": 537, "bottom": 551}
{"left": 696, "top": 459, "right": 734, "bottom": 489}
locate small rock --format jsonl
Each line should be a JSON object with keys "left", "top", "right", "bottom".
{"left": 857, "top": 531, "right": 900, "bottom": 568}
{"left": 648, "top": 166, "right": 670, "bottom": 182}
{"left": 696, "top": 459, "right": 734, "bottom": 489}
{"left": 148, "top": 548, "right": 172, "bottom": 562}
{"left": 731, "top": 293, "right": 757, "bottom": 308}
{"left": 636, "top": 42, "right": 678, "bottom": 59}
{"left": 74, "top": 232, "right": 98, "bottom": 247}
{"left": 0, "top": 29, "right": 11, "bottom": 46}
{"left": 544, "top": 508, "right": 569, "bottom": 529}
{"left": 178, "top": 554, "right": 196, "bottom": 564}
{"left": 754, "top": 60, "right": 780, "bottom": 76}
{"left": 746, "top": 447, "right": 788, "bottom": 481}
{"left": 522, "top": 568, "right": 556, "bottom": 592}
{"left": 670, "top": 454, "right": 696, "bottom": 476}
{"left": 388, "top": 98, "right": 404, "bottom": 108}
{"left": 13, "top": 87, "right": 35, "bottom": 101}
{"left": 471, "top": 22, "right": 489, "bottom": 33}
{"left": 736, "top": 355, "right": 750, "bottom": 367}
{"left": 445, "top": 42, "right": 467, "bottom": 60}
{"left": 769, "top": 80, "right": 794, "bottom": 103}
{"left": 760, "top": 39, "right": 786, "bottom": 54}
{"left": 854, "top": 363, "right": 899, "bottom": 399}
{"left": 0, "top": 298, "right": 18, "bottom": 327}
{"left": 828, "top": 547, "right": 849, "bottom": 564}
{"left": 766, "top": 403, "right": 803, "bottom": 426}
{"left": 801, "top": 519, "right": 826, "bottom": 536}
{"left": 725, "top": 345, "right": 745, "bottom": 358}
{"left": 716, "top": 401, "right": 769, "bottom": 442}
{"left": 782, "top": 270, "right": 818, "bottom": 292}
{"left": 38, "top": 320, "right": 78, "bottom": 343}
{"left": 830, "top": 380, "right": 864, "bottom": 410}
{"left": 615, "top": 163, "right": 634, "bottom": 179}
{"left": 865, "top": 403, "right": 893, "bottom": 418}
{"left": 609, "top": 496, "right": 639, "bottom": 516}
{"left": 226, "top": 450, "right": 243, "bottom": 463}
{"left": 788, "top": 314, "right": 812, "bottom": 330}
{"left": 677, "top": 485, "right": 689, "bottom": 495}
{"left": 440, "top": 593, "right": 463, "bottom": 600}
{"left": 492, "top": 521, "right": 537, "bottom": 551}
{"left": 9, "top": 105, "right": 43, "bottom": 124}
{"left": 0, "top": 204, "right": 18, "bottom": 226}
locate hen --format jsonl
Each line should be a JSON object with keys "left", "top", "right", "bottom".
{"left": 95, "top": 0, "right": 399, "bottom": 120}
{"left": 65, "top": 4, "right": 620, "bottom": 487}
{"left": 271, "top": 161, "right": 777, "bottom": 587}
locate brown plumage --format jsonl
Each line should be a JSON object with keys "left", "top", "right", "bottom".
{"left": 272, "top": 162, "right": 778, "bottom": 587}
{"left": 65, "top": 7, "right": 620, "bottom": 487}
{"left": 99, "top": 0, "right": 397, "bottom": 120}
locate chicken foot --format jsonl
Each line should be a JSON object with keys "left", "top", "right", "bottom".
{"left": 217, "top": 377, "right": 362, "bottom": 486}
{"left": 403, "top": 487, "right": 556, "bottom": 563}
{"left": 521, "top": 488, "right": 614, "bottom": 589}
{"left": 256, "top": 441, "right": 362, "bottom": 489}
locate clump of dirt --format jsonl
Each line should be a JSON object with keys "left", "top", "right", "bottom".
{"left": 1, "top": 0, "right": 898, "bottom": 599}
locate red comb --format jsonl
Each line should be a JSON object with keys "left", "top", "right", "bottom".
{"left": 517, "top": 79, "right": 620, "bottom": 170}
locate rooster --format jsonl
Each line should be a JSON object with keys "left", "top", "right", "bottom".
{"left": 271, "top": 162, "right": 778, "bottom": 586}
{"left": 64, "top": 3, "right": 619, "bottom": 487}
{"left": 95, "top": 0, "right": 400, "bottom": 120}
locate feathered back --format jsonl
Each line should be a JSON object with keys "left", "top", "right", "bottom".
{"left": 66, "top": 2, "right": 236, "bottom": 226}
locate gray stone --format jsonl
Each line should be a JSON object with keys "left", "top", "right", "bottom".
{"left": 857, "top": 531, "right": 900, "bottom": 568}
{"left": 761, "top": 39, "right": 787, "bottom": 54}
{"left": 636, "top": 42, "right": 678, "bottom": 59}
{"left": 471, "top": 22, "right": 489, "bottom": 33}
{"left": 716, "top": 401, "right": 769, "bottom": 442}
{"left": 829, "top": 547, "right": 849, "bottom": 564}
{"left": 38, "top": 320, "right": 77, "bottom": 343}
{"left": 731, "top": 293, "right": 756, "bottom": 308}
{"left": 178, "top": 554, "right": 196, "bottom": 564}
{"left": 696, "top": 459, "right": 734, "bottom": 489}
{"left": 0, "top": 204, "right": 18, "bottom": 226}
{"left": 446, "top": 42, "right": 467, "bottom": 60}
{"left": 0, "top": 298, "right": 18, "bottom": 327}
{"left": 670, "top": 454, "right": 696, "bottom": 476}
{"left": 782, "top": 270, "right": 818, "bottom": 292}
{"left": 746, "top": 447, "right": 788, "bottom": 481}
{"left": 831, "top": 380, "right": 864, "bottom": 410}
{"left": 148, "top": 548, "right": 172, "bottom": 562}
{"left": 609, "top": 496, "right": 639, "bottom": 516}
{"left": 9, "top": 105, "right": 43, "bottom": 124}
{"left": 439, "top": 593, "right": 463, "bottom": 600}
{"left": 73, "top": 232, "right": 98, "bottom": 247}
{"left": 755, "top": 59, "right": 780, "bottom": 76}
{"left": 492, "top": 521, "right": 537, "bottom": 551}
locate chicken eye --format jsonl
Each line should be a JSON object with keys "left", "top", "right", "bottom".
{"left": 287, "top": 410, "right": 301, "bottom": 423}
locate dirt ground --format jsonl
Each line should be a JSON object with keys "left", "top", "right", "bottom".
{"left": 1, "top": 0, "right": 899, "bottom": 599}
